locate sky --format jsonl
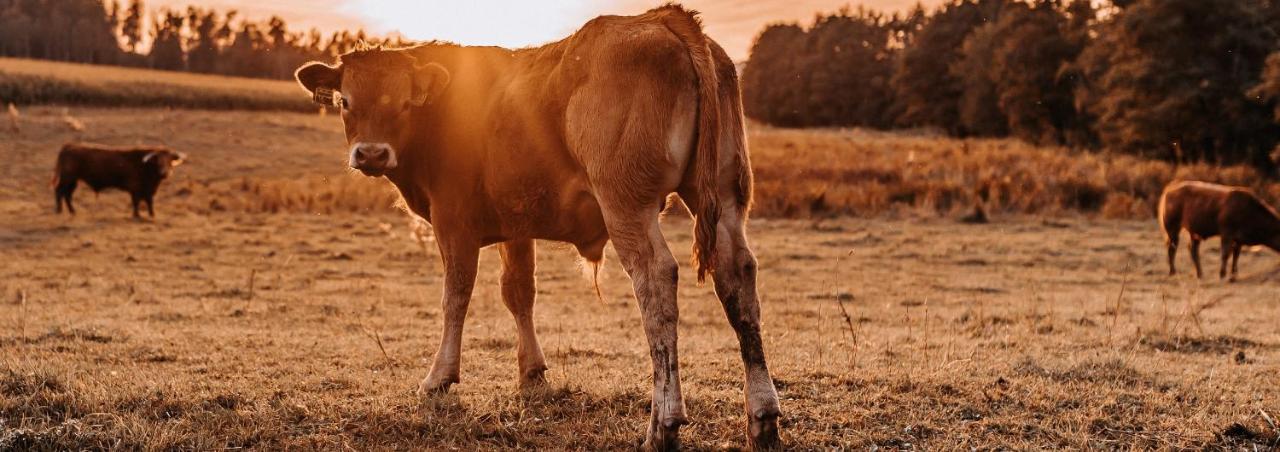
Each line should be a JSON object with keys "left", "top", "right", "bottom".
{"left": 148, "top": 0, "right": 947, "bottom": 60}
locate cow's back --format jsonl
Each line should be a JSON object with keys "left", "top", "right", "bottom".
{"left": 57, "top": 144, "right": 148, "bottom": 192}
{"left": 450, "top": 8, "right": 712, "bottom": 245}
{"left": 1161, "top": 181, "right": 1232, "bottom": 239}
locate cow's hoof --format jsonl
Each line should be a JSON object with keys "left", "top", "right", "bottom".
{"left": 639, "top": 413, "right": 686, "bottom": 451}
{"left": 518, "top": 367, "right": 548, "bottom": 390}
{"left": 416, "top": 375, "right": 457, "bottom": 396}
{"left": 747, "top": 407, "right": 782, "bottom": 451}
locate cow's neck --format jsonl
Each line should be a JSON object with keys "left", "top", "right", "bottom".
{"left": 382, "top": 44, "right": 539, "bottom": 240}
{"left": 385, "top": 105, "right": 494, "bottom": 230}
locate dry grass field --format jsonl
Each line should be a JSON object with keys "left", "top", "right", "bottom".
{"left": 0, "top": 58, "right": 313, "bottom": 112}
{"left": 2, "top": 106, "right": 1280, "bottom": 450}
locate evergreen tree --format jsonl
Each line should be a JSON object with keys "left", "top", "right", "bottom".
{"left": 121, "top": 0, "right": 144, "bottom": 53}
{"left": 149, "top": 8, "right": 185, "bottom": 70}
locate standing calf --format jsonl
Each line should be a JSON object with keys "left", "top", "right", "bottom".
{"left": 1159, "top": 180, "right": 1280, "bottom": 281}
{"left": 293, "top": 6, "right": 779, "bottom": 449}
{"left": 52, "top": 142, "right": 186, "bottom": 218}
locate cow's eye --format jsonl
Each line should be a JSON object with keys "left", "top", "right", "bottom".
{"left": 339, "top": 97, "right": 350, "bottom": 110}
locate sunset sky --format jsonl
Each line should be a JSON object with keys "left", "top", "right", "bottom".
{"left": 149, "top": 0, "right": 946, "bottom": 60}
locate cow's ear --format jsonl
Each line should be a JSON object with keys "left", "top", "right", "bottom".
{"left": 295, "top": 62, "right": 342, "bottom": 96}
{"left": 410, "top": 61, "right": 451, "bottom": 106}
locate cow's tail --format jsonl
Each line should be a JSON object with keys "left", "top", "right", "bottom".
{"left": 50, "top": 145, "right": 67, "bottom": 188}
{"left": 658, "top": 5, "right": 720, "bottom": 282}
{"left": 1158, "top": 184, "right": 1173, "bottom": 243}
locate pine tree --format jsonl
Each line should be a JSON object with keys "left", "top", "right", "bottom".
{"left": 121, "top": 0, "right": 144, "bottom": 53}
{"left": 149, "top": 8, "right": 185, "bottom": 71}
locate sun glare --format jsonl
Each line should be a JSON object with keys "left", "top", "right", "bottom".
{"left": 344, "top": 0, "right": 605, "bottom": 49}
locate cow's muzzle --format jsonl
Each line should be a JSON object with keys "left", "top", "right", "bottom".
{"left": 349, "top": 142, "right": 398, "bottom": 176}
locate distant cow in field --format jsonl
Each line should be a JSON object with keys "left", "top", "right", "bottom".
{"left": 1159, "top": 180, "right": 1280, "bottom": 281}
{"left": 294, "top": 5, "right": 779, "bottom": 450}
{"left": 53, "top": 143, "right": 186, "bottom": 218}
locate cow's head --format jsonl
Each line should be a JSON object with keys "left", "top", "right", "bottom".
{"left": 294, "top": 49, "right": 451, "bottom": 177}
{"left": 142, "top": 149, "right": 186, "bottom": 178}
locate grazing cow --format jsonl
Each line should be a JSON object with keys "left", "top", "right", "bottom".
{"left": 294, "top": 6, "right": 780, "bottom": 450}
{"left": 53, "top": 143, "right": 186, "bottom": 218}
{"left": 1159, "top": 180, "right": 1280, "bottom": 281}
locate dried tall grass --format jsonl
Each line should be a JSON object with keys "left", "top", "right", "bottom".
{"left": 180, "top": 126, "right": 1279, "bottom": 221}
{"left": 0, "top": 58, "right": 312, "bottom": 112}
{"left": 747, "top": 126, "right": 1278, "bottom": 220}
{"left": 189, "top": 175, "right": 403, "bottom": 215}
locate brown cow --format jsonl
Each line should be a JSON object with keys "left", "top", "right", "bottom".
{"left": 53, "top": 142, "right": 186, "bottom": 218}
{"left": 294, "top": 6, "right": 779, "bottom": 450}
{"left": 1159, "top": 180, "right": 1280, "bottom": 281}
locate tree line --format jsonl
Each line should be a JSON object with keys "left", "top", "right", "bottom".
{"left": 743, "top": 0, "right": 1280, "bottom": 170}
{"left": 0, "top": 0, "right": 405, "bottom": 80}
{"left": 9, "top": 0, "right": 1280, "bottom": 169}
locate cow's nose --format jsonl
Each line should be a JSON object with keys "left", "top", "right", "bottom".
{"left": 353, "top": 146, "right": 388, "bottom": 165}
{"left": 349, "top": 144, "right": 396, "bottom": 175}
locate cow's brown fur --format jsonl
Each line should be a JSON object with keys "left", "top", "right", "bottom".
{"left": 52, "top": 142, "right": 185, "bottom": 218}
{"left": 1159, "top": 180, "right": 1280, "bottom": 281}
{"left": 294, "top": 5, "right": 778, "bottom": 450}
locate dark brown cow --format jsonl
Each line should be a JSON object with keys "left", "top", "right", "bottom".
{"left": 1159, "top": 180, "right": 1280, "bottom": 281}
{"left": 294, "top": 5, "right": 779, "bottom": 450}
{"left": 53, "top": 142, "right": 186, "bottom": 218}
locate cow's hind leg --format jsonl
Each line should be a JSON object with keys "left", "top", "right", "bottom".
{"left": 708, "top": 204, "right": 782, "bottom": 449}
{"left": 418, "top": 240, "right": 480, "bottom": 394}
{"left": 1219, "top": 236, "right": 1234, "bottom": 281}
{"left": 56, "top": 181, "right": 76, "bottom": 215}
{"left": 601, "top": 204, "right": 686, "bottom": 450}
{"left": 498, "top": 239, "right": 548, "bottom": 389}
{"left": 1231, "top": 243, "right": 1243, "bottom": 282}
{"left": 1165, "top": 230, "right": 1179, "bottom": 276}
{"left": 1189, "top": 238, "right": 1203, "bottom": 279}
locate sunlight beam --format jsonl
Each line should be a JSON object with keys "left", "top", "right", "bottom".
{"left": 342, "top": 0, "right": 602, "bottom": 49}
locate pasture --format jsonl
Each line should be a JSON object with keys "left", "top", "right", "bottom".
{"left": 2, "top": 106, "right": 1279, "bottom": 449}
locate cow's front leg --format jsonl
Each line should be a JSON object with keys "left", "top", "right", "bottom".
{"left": 418, "top": 240, "right": 480, "bottom": 395}
{"left": 604, "top": 209, "right": 686, "bottom": 451}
